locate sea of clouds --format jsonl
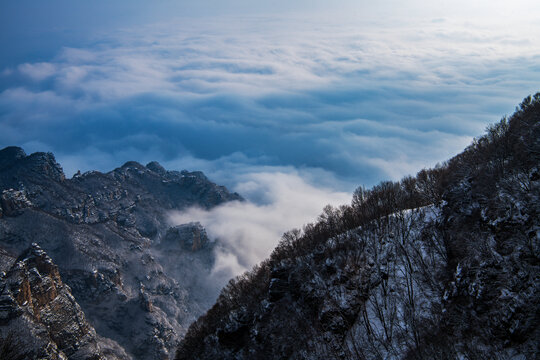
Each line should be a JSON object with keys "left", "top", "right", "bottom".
{"left": 169, "top": 171, "right": 351, "bottom": 284}
{"left": 1, "top": 13, "right": 539, "bottom": 280}
{"left": 2, "top": 16, "right": 538, "bottom": 187}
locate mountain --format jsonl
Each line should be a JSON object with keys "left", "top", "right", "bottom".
{"left": 0, "top": 243, "right": 129, "bottom": 359}
{"left": 0, "top": 149, "right": 242, "bottom": 359}
{"left": 176, "top": 94, "right": 540, "bottom": 359}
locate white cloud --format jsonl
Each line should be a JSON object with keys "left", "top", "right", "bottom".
{"left": 1, "top": 15, "right": 539, "bottom": 189}
{"left": 168, "top": 171, "right": 350, "bottom": 281}
{"left": 2, "top": 9, "right": 538, "bottom": 292}
{"left": 18, "top": 62, "right": 57, "bottom": 81}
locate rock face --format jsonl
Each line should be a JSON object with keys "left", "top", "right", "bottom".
{"left": 176, "top": 94, "right": 540, "bottom": 359}
{"left": 0, "top": 243, "right": 128, "bottom": 359}
{"left": 0, "top": 189, "right": 33, "bottom": 217}
{"left": 162, "top": 223, "right": 210, "bottom": 251}
{"left": 0, "top": 147, "right": 242, "bottom": 359}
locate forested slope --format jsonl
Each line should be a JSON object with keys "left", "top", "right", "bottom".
{"left": 177, "top": 93, "right": 540, "bottom": 359}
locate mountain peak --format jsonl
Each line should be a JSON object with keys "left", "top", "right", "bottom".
{"left": 120, "top": 160, "right": 146, "bottom": 170}
{"left": 0, "top": 146, "right": 27, "bottom": 170}
{"left": 25, "top": 151, "right": 65, "bottom": 181}
{"left": 0, "top": 146, "right": 243, "bottom": 358}
{"left": 0, "top": 147, "right": 65, "bottom": 184}
{"left": 146, "top": 161, "right": 166, "bottom": 175}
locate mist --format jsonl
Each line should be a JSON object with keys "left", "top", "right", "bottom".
{"left": 169, "top": 171, "right": 350, "bottom": 285}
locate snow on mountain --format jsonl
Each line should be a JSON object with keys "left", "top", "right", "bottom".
{"left": 176, "top": 94, "right": 540, "bottom": 359}
{"left": 0, "top": 148, "right": 241, "bottom": 359}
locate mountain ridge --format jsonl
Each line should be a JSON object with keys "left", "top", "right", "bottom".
{"left": 0, "top": 147, "right": 242, "bottom": 359}
{"left": 1, "top": 93, "right": 538, "bottom": 359}
{"left": 176, "top": 93, "right": 540, "bottom": 359}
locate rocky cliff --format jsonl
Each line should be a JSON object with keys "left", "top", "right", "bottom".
{"left": 0, "top": 243, "right": 128, "bottom": 359}
{"left": 0, "top": 147, "right": 242, "bottom": 359}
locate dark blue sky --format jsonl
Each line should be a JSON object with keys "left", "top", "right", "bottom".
{"left": 1, "top": 1, "right": 539, "bottom": 192}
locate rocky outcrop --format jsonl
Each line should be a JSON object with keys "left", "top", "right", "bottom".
{"left": 0, "top": 147, "right": 242, "bottom": 359}
{"left": 0, "top": 147, "right": 241, "bottom": 228}
{"left": 162, "top": 222, "right": 211, "bottom": 251}
{"left": 0, "top": 243, "right": 128, "bottom": 360}
{"left": 0, "top": 189, "right": 33, "bottom": 217}
{"left": 0, "top": 147, "right": 65, "bottom": 186}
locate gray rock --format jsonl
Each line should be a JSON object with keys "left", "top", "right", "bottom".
{"left": 0, "top": 243, "right": 129, "bottom": 359}
{"left": 0, "top": 146, "right": 243, "bottom": 359}
{"left": 162, "top": 222, "right": 210, "bottom": 251}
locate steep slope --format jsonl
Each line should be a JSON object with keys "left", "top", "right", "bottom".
{"left": 0, "top": 149, "right": 242, "bottom": 359}
{"left": 177, "top": 93, "right": 540, "bottom": 359}
{"left": 0, "top": 243, "right": 128, "bottom": 360}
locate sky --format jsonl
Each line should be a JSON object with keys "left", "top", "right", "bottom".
{"left": 1, "top": 1, "right": 540, "bottom": 275}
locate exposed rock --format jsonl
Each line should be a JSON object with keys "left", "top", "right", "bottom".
{"left": 139, "top": 284, "right": 154, "bottom": 313}
{"left": 0, "top": 243, "right": 129, "bottom": 359}
{"left": 0, "top": 146, "right": 26, "bottom": 170}
{"left": 0, "top": 147, "right": 243, "bottom": 359}
{"left": 146, "top": 161, "right": 167, "bottom": 176}
{"left": 162, "top": 222, "right": 211, "bottom": 251}
{"left": 267, "top": 268, "right": 290, "bottom": 302}
{"left": 1, "top": 189, "right": 33, "bottom": 217}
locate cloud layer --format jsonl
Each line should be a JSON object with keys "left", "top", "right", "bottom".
{"left": 169, "top": 171, "right": 351, "bottom": 283}
{"left": 2, "top": 8, "right": 539, "bottom": 284}
{"left": 1, "top": 15, "right": 539, "bottom": 191}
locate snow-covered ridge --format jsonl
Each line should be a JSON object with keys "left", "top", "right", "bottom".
{"left": 0, "top": 146, "right": 242, "bottom": 359}
{"left": 176, "top": 94, "right": 540, "bottom": 360}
